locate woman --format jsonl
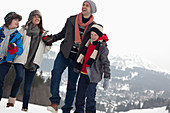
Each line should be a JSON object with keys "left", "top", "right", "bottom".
{"left": 7, "top": 10, "right": 51, "bottom": 112}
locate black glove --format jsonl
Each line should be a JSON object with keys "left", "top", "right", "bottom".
{"left": 42, "top": 34, "right": 53, "bottom": 46}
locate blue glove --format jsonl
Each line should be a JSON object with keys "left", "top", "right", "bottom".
{"left": 103, "top": 78, "right": 110, "bottom": 90}
{"left": 86, "top": 67, "right": 91, "bottom": 78}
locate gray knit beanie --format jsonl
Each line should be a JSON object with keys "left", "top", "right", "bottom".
{"left": 83, "top": 0, "right": 97, "bottom": 14}
{"left": 28, "top": 10, "right": 42, "bottom": 21}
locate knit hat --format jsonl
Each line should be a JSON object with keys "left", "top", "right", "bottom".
{"left": 28, "top": 10, "right": 42, "bottom": 21}
{"left": 91, "top": 24, "right": 103, "bottom": 37}
{"left": 83, "top": 0, "right": 97, "bottom": 14}
{"left": 4, "top": 12, "right": 22, "bottom": 24}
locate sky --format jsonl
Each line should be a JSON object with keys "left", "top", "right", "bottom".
{"left": 0, "top": 0, "right": 170, "bottom": 72}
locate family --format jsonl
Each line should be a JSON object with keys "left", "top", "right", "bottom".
{"left": 0, "top": 0, "right": 111, "bottom": 113}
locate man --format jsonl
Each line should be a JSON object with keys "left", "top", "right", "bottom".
{"left": 42, "top": 0, "right": 97, "bottom": 113}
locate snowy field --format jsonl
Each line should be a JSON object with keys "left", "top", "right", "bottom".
{"left": 119, "top": 107, "right": 168, "bottom": 113}
{"left": 0, "top": 98, "right": 168, "bottom": 113}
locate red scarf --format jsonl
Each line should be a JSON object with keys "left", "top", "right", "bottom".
{"left": 75, "top": 13, "right": 94, "bottom": 47}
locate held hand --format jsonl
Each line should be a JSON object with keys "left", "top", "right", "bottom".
{"left": 42, "top": 34, "right": 53, "bottom": 46}
{"left": 103, "top": 78, "right": 110, "bottom": 90}
{"left": 8, "top": 43, "right": 18, "bottom": 55}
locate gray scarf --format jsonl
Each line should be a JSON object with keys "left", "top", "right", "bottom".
{"left": 0, "top": 26, "right": 17, "bottom": 60}
{"left": 24, "top": 23, "right": 40, "bottom": 71}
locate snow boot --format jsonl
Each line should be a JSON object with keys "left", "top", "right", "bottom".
{"left": 47, "top": 102, "right": 58, "bottom": 113}
{"left": 6, "top": 97, "right": 16, "bottom": 107}
{"left": 21, "top": 108, "right": 28, "bottom": 112}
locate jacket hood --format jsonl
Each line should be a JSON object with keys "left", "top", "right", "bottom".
{"left": 97, "top": 34, "right": 109, "bottom": 42}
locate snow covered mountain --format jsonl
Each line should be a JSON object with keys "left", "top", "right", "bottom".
{"left": 109, "top": 54, "right": 167, "bottom": 73}
{"left": 42, "top": 44, "right": 168, "bottom": 74}
{"left": 38, "top": 45, "right": 170, "bottom": 112}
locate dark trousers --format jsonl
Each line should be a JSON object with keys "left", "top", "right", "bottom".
{"left": 22, "top": 68, "right": 36, "bottom": 109}
{"left": 0, "top": 62, "right": 11, "bottom": 100}
{"left": 0, "top": 63, "right": 24, "bottom": 100}
{"left": 0, "top": 62, "right": 36, "bottom": 109}
{"left": 10, "top": 63, "right": 24, "bottom": 98}
{"left": 74, "top": 74, "right": 97, "bottom": 113}
{"left": 49, "top": 52, "right": 79, "bottom": 113}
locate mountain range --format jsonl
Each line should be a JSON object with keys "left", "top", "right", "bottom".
{"left": 39, "top": 44, "right": 170, "bottom": 112}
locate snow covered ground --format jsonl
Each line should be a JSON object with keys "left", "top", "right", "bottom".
{"left": 119, "top": 107, "right": 168, "bottom": 113}
{"left": 0, "top": 98, "right": 168, "bottom": 113}
{"left": 0, "top": 98, "right": 67, "bottom": 113}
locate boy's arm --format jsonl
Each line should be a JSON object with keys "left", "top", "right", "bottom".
{"left": 100, "top": 46, "right": 111, "bottom": 79}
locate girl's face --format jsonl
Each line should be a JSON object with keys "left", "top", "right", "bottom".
{"left": 91, "top": 31, "right": 99, "bottom": 42}
{"left": 8, "top": 19, "right": 19, "bottom": 29}
{"left": 32, "top": 15, "right": 41, "bottom": 26}
{"left": 82, "top": 2, "right": 91, "bottom": 17}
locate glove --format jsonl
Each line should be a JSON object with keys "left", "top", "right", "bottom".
{"left": 86, "top": 67, "right": 91, "bottom": 78}
{"left": 42, "top": 34, "right": 53, "bottom": 46}
{"left": 8, "top": 43, "right": 18, "bottom": 55}
{"left": 103, "top": 78, "right": 110, "bottom": 90}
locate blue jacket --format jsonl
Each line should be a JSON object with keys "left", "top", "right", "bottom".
{"left": 0, "top": 27, "right": 23, "bottom": 63}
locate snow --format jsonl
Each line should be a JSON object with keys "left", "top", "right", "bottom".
{"left": 0, "top": 98, "right": 106, "bottom": 113}
{"left": 109, "top": 54, "right": 168, "bottom": 74}
{"left": 0, "top": 98, "right": 63, "bottom": 113}
{"left": 0, "top": 98, "right": 169, "bottom": 113}
{"left": 117, "top": 84, "right": 130, "bottom": 91}
{"left": 119, "top": 107, "right": 168, "bottom": 113}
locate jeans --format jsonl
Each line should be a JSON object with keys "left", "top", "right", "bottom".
{"left": 74, "top": 74, "right": 97, "bottom": 113}
{"left": 10, "top": 63, "right": 24, "bottom": 98}
{"left": 49, "top": 52, "right": 79, "bottom": 113}
{"left": 0, "top": 62, "right": 11, "bottom": 100}
{"left": 22, "top": 68, "right": 36, "bottom": 109}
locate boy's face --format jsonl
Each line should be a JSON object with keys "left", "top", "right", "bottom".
{"left": 91, "top": 31, "right": 99, "bottom": 42}
{"left": 32, "top": 15, "right": 41, "bottom": 26}
{"left": 82, "top": 2, "right": 91, "bottom": 16}
{"left": 8, "top": 18, "right": 19, "bottom": 29}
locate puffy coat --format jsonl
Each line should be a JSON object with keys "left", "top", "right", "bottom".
{"left": 0, "top": 27, "right": 23, "bottom": 64}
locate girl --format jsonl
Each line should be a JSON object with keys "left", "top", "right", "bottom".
{"left": 74, "top": 24, "right": 111, "bottom": 113}
{"left": 6, "top": 10, "right": 51, "bottom": 112}
{"left": 0, "top": 12, "right": 23, "bottom": 101}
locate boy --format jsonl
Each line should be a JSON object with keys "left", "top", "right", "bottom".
{"left": 0, "top": 12, "right": 23, "bottom": 101}
{"left": 74, "top": 24, "right": 111, "bottom": 113}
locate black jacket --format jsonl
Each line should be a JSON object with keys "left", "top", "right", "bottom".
{"left": 52, "top": 15, "right": 95, "bottom": 59}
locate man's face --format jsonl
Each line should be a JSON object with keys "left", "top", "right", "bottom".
{"left": 82, "top": 2, "right": 91, "bottom": 16}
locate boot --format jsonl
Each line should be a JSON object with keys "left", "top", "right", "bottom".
{"left": 6, "top": 97, "right": 16, "bottom": 107}
{"left": 47, "top": 102, "right": 58, "bottom": 113}
{"left": 21, "top": 108, "right": 28, "bottom": 112}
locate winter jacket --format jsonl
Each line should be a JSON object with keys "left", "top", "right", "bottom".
{"left": 13, "top": 27, "right": 51, "bottom": 68}
{"left": 79, "top": 34, "right": 111, "bottom": 83}
{"left": 89, "top": 42, "right": 111, "bottom": 83}
{"left": 52, "top": 15, "right": 96, "bottom": 59}
{"left": 0, "top": 27, "right": 23, "bottom": 64}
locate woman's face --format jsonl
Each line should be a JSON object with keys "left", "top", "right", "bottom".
{"left": 32, "top": 15, "right": 41, "bottom": 26}
{"left": 8, "top": 19, "right": 19, "bottom": 29}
